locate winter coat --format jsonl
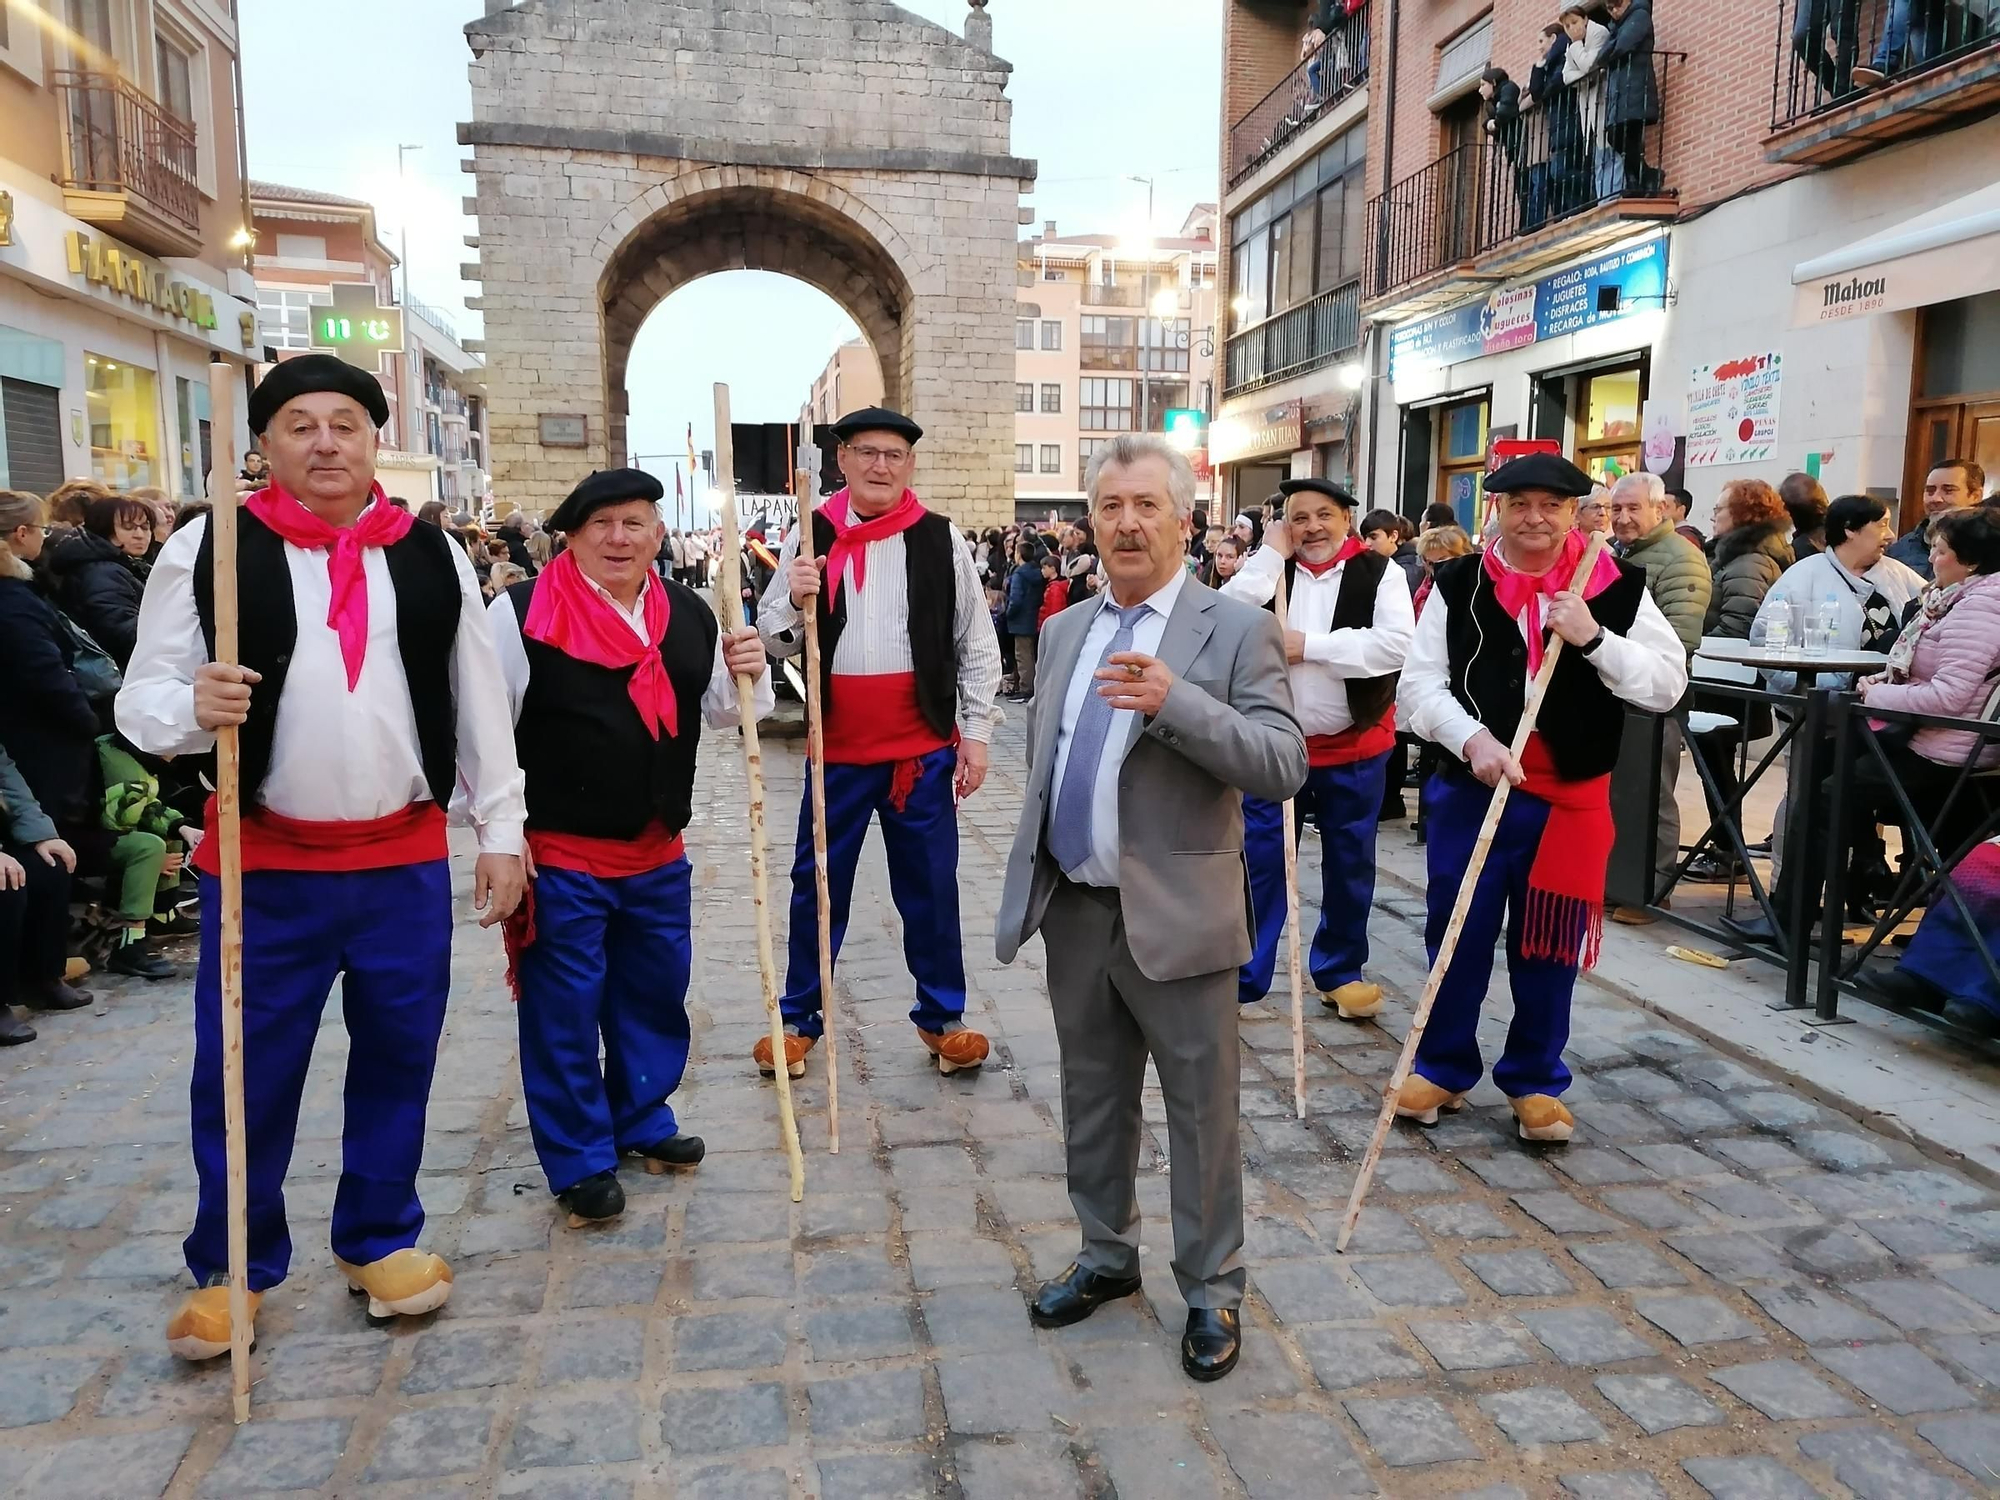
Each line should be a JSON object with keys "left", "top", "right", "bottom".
{"left": 1863, "top": 572, "right": 2000, "bottom": 768}
{"left": 1601, "top": 0, "right": 1660, "bottom": 126}
{"left": 1037, "top": 576, "right": 1069, "bottom": 632}
{"left": 1755, "top": 549, "right": 1926, "bottom": 694}
{"left": 1888, "top": 516, "right": 1942, "bottom": 581}
{"left": 1530, "top": 35, "right": 1586, "bottom": 160}
{"left": 1703, "top": 522, "right": 1793, "bottom": 640}
{"left": 1619, "top": 520, "right": 1711, "bottom": 656}
{"left": 0, "top": 742, "right": 58, "bottom": 847}
{"left": 0, "top": 575, "right": 102, "bottom": 825}
{"left": 1390, "top": 543, "right": 1424, "bottom": 593}
{"left": 1484, "top": 79, "right": 1525, "bottom": 164}
{"left": 47, "top": 528, "right": 147, "bottom": 669}
{"left": 1003, "top": 560, "right": 1046, "bottom": 636}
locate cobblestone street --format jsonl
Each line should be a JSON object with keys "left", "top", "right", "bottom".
{"left": 3, "top": 712, "right": 2000, "bottom": 1497}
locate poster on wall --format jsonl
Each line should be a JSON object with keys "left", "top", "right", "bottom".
{"left": 1686, "top": 353, "right": 1782, "bottom": 468}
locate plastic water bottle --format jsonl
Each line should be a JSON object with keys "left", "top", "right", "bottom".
{"left": 1764, "top": 606, "right": 1793, "bottom": 657}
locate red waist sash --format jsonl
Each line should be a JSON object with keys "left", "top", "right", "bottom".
{"left": 527, "top": 821, "right": 686, "bottom": 879}
{"left": 1516, "top": 733, "right": 1614, "bottom": 970}
{"left": 192, "top": 797, "right": 446, "bottom": 875}
{"left": 823, "top": 671, "right": 955, "bottom": 765}
{"left": 1306, "top": 708, "right": 1397, "bottom": 768}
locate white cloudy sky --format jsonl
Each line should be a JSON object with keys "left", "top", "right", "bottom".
{"left": 240, "top": 0, "right": 1222, "bottom": 508}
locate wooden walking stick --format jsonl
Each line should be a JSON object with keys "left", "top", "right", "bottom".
{"left": 793, "top": 463, "right": 840, "bottom": 1155}
{"left": 1335, "top": 532, "right": 1609, "bottom": 1252}
{"left": 714, "top": 385, "right": 805, "bottom": 1202}
{"left": 205, "top": 358, "right": 254, "bottom": 1422}
{"left": 1272, "top": 566, "right": 1308, "bottom": 1121}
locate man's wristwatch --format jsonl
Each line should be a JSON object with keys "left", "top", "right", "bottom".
{"left": 1579, "top": 626, "right": 1608, "bottom": 656}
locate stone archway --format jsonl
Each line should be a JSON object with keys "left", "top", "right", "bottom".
{"left": 461, "top": 0, "right": 1035, "bottom": 528}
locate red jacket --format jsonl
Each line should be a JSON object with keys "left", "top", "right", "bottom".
{"left": 1037, "top": 576, "right": 1069, "bottom": 632}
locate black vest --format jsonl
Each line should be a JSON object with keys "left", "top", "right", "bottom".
{"left": 193, "top": 510, "right": 463, "bottom": 807}
{"left": 1431, "top": 551, "right": 1647, "bottom": 781}
{"left": 1266, "top": 551, "right": 1401, "bottom": 731}
{"left": 507, "top": 576, "right": 718, "bottom": 839}
{"left": 812, "top": 509, "right": 958, "bottom": 741}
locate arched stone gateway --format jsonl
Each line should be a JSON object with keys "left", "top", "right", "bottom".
{"left": 461, "top": 0, "right": 1035, "bottom": 529}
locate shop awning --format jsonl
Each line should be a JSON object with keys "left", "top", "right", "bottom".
{"left": 1791, "top": 181, "right": 2000, "bottom": 326}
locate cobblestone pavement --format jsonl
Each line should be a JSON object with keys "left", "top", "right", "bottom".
{"left": 4, "top": 711, "right": 2000, "bottom": 1498}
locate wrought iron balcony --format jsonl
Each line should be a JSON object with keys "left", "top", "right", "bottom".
{"left": 1228, "top": 2, "right": 1371, "bottom": 189}
{"left": 1363, "top": 52, "right": 1682, "bottom": 312}
{"left": 52, "top": 71, "right": 202, "bottom": 259}
{"left": 1223, "top": 280, "right": 1360, "bottom": 397}
{"left": 1771, "top": 0, "right": 2000, "bottom": 164}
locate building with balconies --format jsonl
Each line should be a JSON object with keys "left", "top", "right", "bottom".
{"left": 1355, "top": 0, "right": 2000, "bottom": 532}
{"left": 1214, "top": 1, "right": 1373, "bottom": 520}
{"left": 0, "top": 0, "right": 258, "bottom": 499}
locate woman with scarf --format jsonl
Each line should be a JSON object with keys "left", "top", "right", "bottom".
{"left": 49, "top": 493, "right": 155, "bottom": 668}
{"left": 487, "top": 468, "right": 771, "bottom": 1225}
{"left": 1730, "top": 506, "right": 2000, "bottom": 949}
{"left": 1399, "top": 453, "right": 1686, "bottom": 1143}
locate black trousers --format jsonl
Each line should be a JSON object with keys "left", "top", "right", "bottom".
{"left": 0, "top": 842, "right": 71, "bottom": 1007}
{"left": 1776, "top": 743, "right": 1990, "bottom": 919}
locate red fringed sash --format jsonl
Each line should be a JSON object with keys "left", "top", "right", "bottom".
{"left": 1517, "top": 734, "right": 1614, "bottom": 970}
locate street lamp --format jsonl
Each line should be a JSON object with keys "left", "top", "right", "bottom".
{"left": 1128, "top": 174, "right": 1158, "bottom": 436}
{"left": 396, "top": 143, "right": 423, "bottom": 453}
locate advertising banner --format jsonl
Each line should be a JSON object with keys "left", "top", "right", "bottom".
{"left": 1686, "top": 352, "right": 1783, "bottom": 469}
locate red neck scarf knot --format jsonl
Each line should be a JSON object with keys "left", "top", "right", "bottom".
{"left": 521, "top": 551, "right": 678, "bottom": 738}
{"left": 818, "top": 488, "right": 927, "bottom": 609}
{"left": 1296, "top": 536, "right": 1366, "bottom": 578}
{"left": 245, "top": 482, "right": 414, "bottom": 691}
{"left": 1481, "top": 530, "right": 1621, "bottom": 673}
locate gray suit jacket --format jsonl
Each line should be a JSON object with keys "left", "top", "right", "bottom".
{"left": 994, "top": 575, "right": 1308, "bottom": 983}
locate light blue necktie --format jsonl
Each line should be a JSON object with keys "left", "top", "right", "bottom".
{"left": 1047, "top": 601, "right": 1149, "bottom": 875}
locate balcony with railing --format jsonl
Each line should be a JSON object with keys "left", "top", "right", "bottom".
{"left": 52, "top": 71, "right": 202, "bottom": 259}
{"left": 1223, "top": 280, "right": 1361, "bottom": 397}
{"left": 1363, "top": 52, "right": 1682, "bottom": 318}
{"left": 1771, "top": 0, "right": 2000, "bottom": 165}
{"left": 1228, "top": 2, "right": 1371, "bottom": 189}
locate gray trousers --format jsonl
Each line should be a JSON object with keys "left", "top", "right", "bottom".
{"left": 1041, "top": 879, "right": 1245, "bottom": 1310}
{"left": 1656, "top": 714, "right": 1685, "bottom": 899}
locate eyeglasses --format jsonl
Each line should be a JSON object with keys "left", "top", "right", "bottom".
{"left": 845, "top": 445, "right": 910, "bottom": 467}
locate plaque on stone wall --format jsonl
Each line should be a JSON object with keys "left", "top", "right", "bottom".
{"left": 538, "top": 413, "right": 588, "bottom": 447}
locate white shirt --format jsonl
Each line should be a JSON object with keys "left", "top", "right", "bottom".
{"left": 1046, "top": 568, "right": 1187, "bottom": 887}
{"left": 1219, "top": 546, "right": 1415, "bottom": 736}
{"left": 484, "top": 575, "right": 775, "bottom": 728}
{"left": 1399, "top": 549, "right": 1690, "bottom": 758}
{"left": 757, "top": 502, "right": 1003, "bottom": 744}
{"left": 116, "top": 511, "right": 527, "bottom": 855}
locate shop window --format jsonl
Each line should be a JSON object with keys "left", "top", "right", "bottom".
{"left": 84, "top": 353, "right": 158, "bottom": 489}
{"left": 1436, "top": 396, "right": 1489, "bottom": 530}
{"left": 175, "top": 374, "right": 210, "bottom": 499}
{"left": 1577, "top": 367, "right": 1644, "bottom": 485}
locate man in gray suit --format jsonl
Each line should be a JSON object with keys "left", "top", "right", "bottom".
{"left": 995, "top": 434, "right": 1307, "bottom": 1381}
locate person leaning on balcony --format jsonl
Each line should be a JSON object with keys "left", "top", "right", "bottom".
{"left": 1598, "top": 0, "right": 1661, "bottom": 198}
{"left": 1889, "top": 459, "right": 1986, "bottom": 583}
{"left": 1791, "top": 0, "right": 1865, "bottom": 99}
{"left": 1851, "top": 0, "right": 1934, "bottom": 90}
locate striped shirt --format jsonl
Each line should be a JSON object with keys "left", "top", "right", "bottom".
{"left": 757, "top": 505, "right": 1003, "bottom": 744}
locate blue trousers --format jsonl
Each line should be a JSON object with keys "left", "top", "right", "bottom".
{"left": 781, "top": 747, "right": 965, "bottom": 1037}
{"left": 186, "top": 863, "right": 450, "bottom": 1291}
{"left": 515, "top": 859, "right": 693, "bottom": 1195}
{"left": 1415, "top": 767, "right": 1577, "bottom": 1100}
{"left": 1240, "top": 751, "right": 1390, "bottom": 1005}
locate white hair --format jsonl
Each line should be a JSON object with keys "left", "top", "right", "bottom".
{"left": 1084, "top": 434, "right": 1196, "bottom": 518}
{"left": 1610, "top": 471, "right": 1666, "bottom": 505}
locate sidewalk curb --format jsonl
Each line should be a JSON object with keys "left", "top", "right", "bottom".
{"left": 1371, "top": 863, "right": 2000, "bottom": 1190}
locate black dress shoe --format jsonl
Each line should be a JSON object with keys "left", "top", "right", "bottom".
{"left": 106, "top": 939, "right": 176, "bottom": 980}
{"left": 1028, "top": 1262, "right": 1141, "bottom": 1328}
{"left": 629, "top": 1134, "right": 705, "bottom": 1173}
{"left": 1720, "top": 913, "right": 1778, "bottom": 945}
{"left": 1181, "top": 1307, "right": 1241, "bottom": 1381}
{"left": 0, "top": 1008, "right": 35, "bottom": 1046}
{"left": 1684, "top": 853, "right": 1744, "bottom": 883}
{"left": 1943, "top": 999, "right": 2000, "bottom": 1039}
{"left": 21, "top": 979, "right": 91, "bottom": 1011}
{"left": 1863, "top": 965, "right": 1949, "bottom": 1014}
{"left": 556, "top": 1170, "right": 625, "bottom": 1225}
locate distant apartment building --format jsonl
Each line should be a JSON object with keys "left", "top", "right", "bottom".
{"left": 251, "top": 182, "right": 489, "bottom": 509}
{"left": 0, "top": 0, "right": 260, "bottom": 498}
{"left": 1221, "top": 0, "right": 2000, "bottom": 533}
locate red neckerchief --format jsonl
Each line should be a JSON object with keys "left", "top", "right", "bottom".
{"left": 521, "top": 551, "right": 678, "bottom": 739}
{"left": 245, "top": 482, "right": 414, "bottom": 691}
{"left": 1296, "top": 536, "right": 1366, "bottom": 578}
{"left": 819, "top": 488, "right": 927, "bottom": 608}
{"left": 1480, "top": 529, "right": 1621, "bottom": 673}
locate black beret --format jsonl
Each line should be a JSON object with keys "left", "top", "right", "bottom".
{"left": 830, "top": 406, "right": 922, "bottom": 445}
{"left": 547, "top": 468, "right": 665, "bottom": 534}
{"left": 248, "top": 354, "right": 389, "bottom": 434}
{"left": 1485, "top": 452, "right": 1595, "bottom": 498}
{"left": 1278, "top": 477, "right": 1358, "bottom": 508}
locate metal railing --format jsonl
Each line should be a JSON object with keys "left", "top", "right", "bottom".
{"left": 1222, "top": 280, "right": 1360, "bottom": 397}
{"left": 1228, "top": 2, "right": 1371, "bottom": 187}
{"left": 52, "top": 70, "right": 200, "bottom": 240}
{"left": 1083, "top": 283, "right": 1146, "bottom": 308}
{"left": 1774, "top": 0, "right": 1998, "bottom": 128}
{"left": 1364, "top": 51, "right": 1681, "bottom": 300}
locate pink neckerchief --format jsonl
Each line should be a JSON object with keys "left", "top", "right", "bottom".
{"left": 818, "top": 488, "right": 926, "bottom": 609}
{"left": 245, "top": 482, "right": 414, "bottom": 690}
{"left": 1481, "top": 530, "right": 1621, "bottom": 674}
{"left": 521, "top": 551, "right": 678, "bottom": 738}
